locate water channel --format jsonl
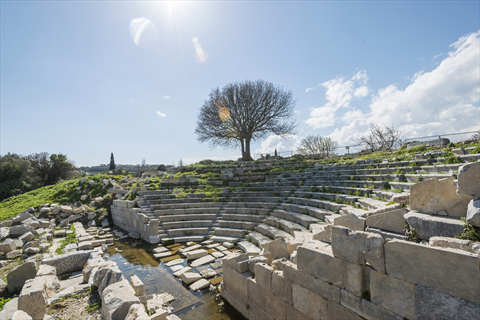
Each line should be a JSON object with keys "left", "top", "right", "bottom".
{"left": 104, "top": 237, "right": 246, "bottom": 320}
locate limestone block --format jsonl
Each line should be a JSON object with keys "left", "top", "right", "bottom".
{"left": 125, "top": 304, "right": 150, "bottom": 320}
{"left": 292, "top": 283, "right": 327, "bottom": 320}
{"left": 186, "top": 249, "right": 208, "bottom": 260}
{"left": 9, "top": 225, "right": 34, "bottom": 238}
{"left": 282, "top": 260, "right": 340, "bottom": 302}
{"left": 150, "top": 308, "right": 168, "bottom": 320}
{"left": 42, "top": 250, "right": 93, "bottom": 275}
{"left": 247, "top": 256, "right": 268, "bottom": 274}
{"left": 237, "top": 241, "right": 261, "bottom": 255}
{"left": 264, "top": 237, "right": 298, "bottom": 259}
{"left": 365, "top": 227, "right": 409, "bottom": 241}
{"left": 12, "top": 310, "right": 33, "bottom": 320}
{"left": 59, "top": 205, "right": 72, "bottom": 213}
{"left": 429, "top": 236, "right": 475, "bottom": 253}
{"left": 101, "top": 279, "right": 140, "bottom": 320}
{"left": 247, "top": 278, "right": 265, "bottom": 309}
{"left": 365, "top": 208, "right": 407, "bottom": 234}
{"left": 385, "top": 239, "right": 480, "bottom": 304}
{"left": 254, "top": 262, "right": 273, "bottom": 291}
{"left": 7, "top": 261, "right": 37, "bottom": 292}
{"left": 326, "top": 300, "right": 363, "bottom": 320}
{"left": 180, "top": 272, "right": 202, "bottom": 285}
{"left": 404, "top": 211, "right": 465, "bottom": 240}
{"left": 467, "top": 199, "right": 480, "bottom": 227}
{"left": 457, "top": 161, "right": 480, "bottom": 198}
{"left": 222, "top": 253, "right": 249, "bottom": 273}
{"left": 265, "top": 290, "right": 288, "bottom": 320}
{"left": 311, "top": 224, "right": 332, "bottom": 242}
{"left": 342, "top": 261, "right": 365, "bottom": 298}
{"left": 410, "top": 177, "right": 473, "bottom": 217}
{"left": 190, "top": 254, "right": 215, "bottom": 267}
{"left": 415, "top": 285, "right": 480, "bottom": 320}
{"left": 223, "top": 267, "right": 250, "bottom": 306}
{"left": 331, "top": 226, "right": 385, "bottom": 273}
{"left": 78, "top": 241, "right": 93, "bottom": 251}
{"left": 286, "top": 303, "right": 314, "bottom": 320}
{"left": 129, "top": 275, "right": 146, "bottom": 296}
{"left": 370, "top": 270, "right": 416, "bottom": 319}
{"left": 18, "top": 277, "right": 47, "bottom": 320}
{"left": 0, "top": 227, "right": 9, "bottom": 241}
{"left": 271, "top": 270, "right": 292, "bottom": 304}
{"left": 297, "top": 245, "right": 343, "bottom": 287}
{"left": 37, "top": 265, "right": 56, "bottom": 277}
{"left": 190, "top": 278, "right": 210, "bottom": 291}
{"left": 334, "top": 214, "right": 365, "bottom": 231}
{"left": 172, "top": 267, "right": 192, "bottom": 278}
{"left": 221, "top": 286, "right": 249, "bottom": 319}
{"left": 6, "top": 250, "right": 22, "bottom": 259}
{"left": 0, "top": 239, "right": 17, "bottom": 253}
{"left": 99, "top": 264, "right": 124, "bottom": 294}
{"left": 340, "top": 289, "right": 403, "bottom": 320}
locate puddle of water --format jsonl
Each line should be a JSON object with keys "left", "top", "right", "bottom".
{"left": 105, "top": 238, "right": 246, "bottom": 320}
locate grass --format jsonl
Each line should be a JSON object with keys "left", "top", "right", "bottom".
{"left": 455, "top": 218, "right": 480, "bottom": 242}
{"left": 0, "top": 173, "right": 126, "bottom": 221}
{"left": 55, "top": 224, "right": 77, "bottom": 255}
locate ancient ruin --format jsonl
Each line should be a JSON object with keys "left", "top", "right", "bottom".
{"left": 0, "top": 144, "right": 479, "bottom": 319}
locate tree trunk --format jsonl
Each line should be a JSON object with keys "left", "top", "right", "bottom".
{"left": 243, "top": 138, "right": 254, "bottom": 161}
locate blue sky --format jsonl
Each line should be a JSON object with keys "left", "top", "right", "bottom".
{"left": 1, "top": 1, "right": 479, "bottom": 166}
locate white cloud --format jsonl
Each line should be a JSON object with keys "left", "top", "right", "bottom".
{"left": 254, "top": 134, "right": 302, "bottom": 156}
{"left": 156, "top": 111, "right": 166, "bottom": 117}
{"left": 306, "top": 70, "right": 370, "bottom": 129}
{"left": 128, "top": 98, "right": 135, "bottom": 102}
{"left": 163, "top": 95, "right": 170, "bottom": 99}
{"left": 294, "top": 110, "right": 301, "bottom": 115}
{"left": 306, "top": 87, "right": 315, "bottom": 93}
{"left": 354, "top": 86, "right": 369, "bottom": 98}
{"left": 327, "top": 30, "right": 480, "bottom": 147}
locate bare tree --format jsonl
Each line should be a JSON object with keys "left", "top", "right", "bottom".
{"left": 297, "top": 135, "right": 338, "bottom": 158}
{"left": 352, "top": 123, "right": 402, "bottom": 152}
{"left": 195, "top": 80, "right": 297, "bottom": 161}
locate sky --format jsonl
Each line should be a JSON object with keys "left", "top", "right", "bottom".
{"left": 1, "top": 1, "right": 479, "bottom": 167}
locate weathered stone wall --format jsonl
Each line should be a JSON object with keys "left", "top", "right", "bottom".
{"left": 110, "top": 200, "right": 159, "bottom": 244}
{"left": 221, "top": 232, "right": 480, "bottom": 320}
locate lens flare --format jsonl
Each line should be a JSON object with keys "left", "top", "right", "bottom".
{"left": 192, "top": 37, "right": 209, "bottom": 63}
{"left": 130, "top": 18, "right": 159, "bottom": 49}
{"left": 218, "top": 107, "right": 230, "bottom": 121}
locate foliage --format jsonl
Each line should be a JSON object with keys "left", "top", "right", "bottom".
{"left": 443, "top": 151, "right": 462, "bottom": 164}
{"left": 0, "top": 173, "right": 125, "bottom": 221}
{"left": 27, "top": 152, "right": 76, "bottom": 186}
{"left": 0, "top": 153, "right": 39, "bottom": 201}
{"left": 195, "top": 79, "right": 297, "bottom": 161}
{"left": 455, "top": 218, "right": 480, "bottom": 242}
{"left": 297, "top": 135, "right": 339, "bottom": 158}
{"left": 56, "top": 224, "right": 77, "bottom": 255}
{"left": 109, "top": 153, "right": 116, "bottom": 170}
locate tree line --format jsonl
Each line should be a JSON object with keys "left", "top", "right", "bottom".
{"left": 0, "top": 152, "right": 76, "bottom": 201}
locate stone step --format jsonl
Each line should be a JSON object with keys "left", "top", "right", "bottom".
{"left": 404, "top": 211, "right": 466, "bottom": 240}
{"left": 162, "top": 221, "right": 213, "bottom": 229}
{"left": 247, "top": 231, "right": 272, "bottom": 248}
{"left": 218, "top": 220, "right": 256, "bottom": 230}
{"left": 157, "top": 213, "right": 217, "bottom": 222}
{"left": 161, "top": 235, "right": 207, "bottom": 244}
{"left": 271, "top": 209, "right": 319, "bottom": 227}
{"left": 265, "top": 217, "right": 307, "bottom": 236}
{"left": 220, "top": 214, "right": 265, "bottom": 223}
{"left": 209, "top": 235, "right": 241, "bottom": 243}
{"left": 214, "top": 228, "right": 246, "bottom": 238}
{"left": 166, "top": 227, "right": 210, "bottom": 237}
{"left": 154, "top": 208, "right": 221, "bottom": 216}
{"left": 281, "top": 203, "right": 330, "bottom": 219}
{"left": 237, "top": 241, "right": 261, "bottom": 255}
{"left": 256, "top": 223, "right": 293, "bottom": 240}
